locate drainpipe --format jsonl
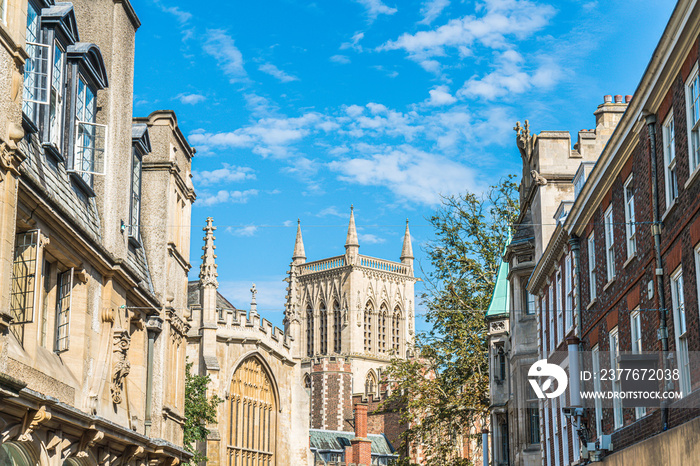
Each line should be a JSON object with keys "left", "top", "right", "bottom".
{"left": 645, "top": 113, "right": 669, "bottom": 431}
{"left": 482, "top": 427, "right": 489, "bottom": 466}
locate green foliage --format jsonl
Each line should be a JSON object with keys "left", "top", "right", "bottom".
{"left": 184, "top": 361, "right": 223, "bottom": 464}
{"left": 383, "top": 176, "right": 518, "bottom": 466}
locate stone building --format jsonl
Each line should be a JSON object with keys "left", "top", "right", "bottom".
{"left": 486, "top": 98, "right": 626, "bottom": 464}
{"left": 186, "top": 209, "right": 412, "bottom": 466}
{"left": 528, "top": 0, "right": 700, "bottom": 463}
{"left": 0, "top": 1, "right": 194, "bottom": 466}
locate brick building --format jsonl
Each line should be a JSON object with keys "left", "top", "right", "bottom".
{"left": 1, "top": 1, "right": 194, "bottom": 465}
{"left": 528, "top": 0, "right": 700, "bottom": 463}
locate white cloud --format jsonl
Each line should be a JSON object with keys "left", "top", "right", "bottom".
{"left": 426, "top": 85, "right": 457, "bottom": 106}
{"left": 457, "top": 50, "right": 561, "bottom": 100}
{"left": 353, "top": 0, "right": 397, "bottom": 20}
{"left": 419, "top": 0, "right": 450, "bottom": 25}
{"left": 203, "top": 29, "right": 247, "bottom": 83}
{"left": 329, "top": 144, "right": 482, "bottom": 205}
{"left": 345, "top": 105, "right": 365, "bottom": 118}
{"left": 330, "top": 54, "right": 351, "bottom": 64}
{"left": 226, "top": 225, "right": 258, "bottom": 237}
{"left": 379, "top": 0, "right": 555, "bottom": 69}
{"left": 198, "top": 189, "right": 259, "bottom": 206}
{"left": 340, "top": 32, "right": 365, "bottom": 51}
{"left": 359, "top": 233, "right": 386, "bottom": 244}
{"left": 192, "top": 165, "right": 255, "bottom": 186}
{"left": 176, "top": 93, "right": 206, "bottom": 105}
{"left": 258, "top": 63, "right": 299, "bottom": 83}
{"left": 163, "top": 6, "right": 192, "bottom": 24}
{"left": 317, "top": 206, "right": 349, "bottom": 218}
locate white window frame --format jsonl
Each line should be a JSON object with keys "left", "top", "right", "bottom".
{"left": 686, "top": 62, "right": 700, "bottom": 175}
{"left": 610, "top": 326, "right": 623, "bottom": 429}
{"left": 561, "top": 400, "right": 569, "bottom": 466}
{"left": 553, "top": 397, "right": 560, "bottom": 466}
{"left": 696, "top": 244, "right": 700, "bottom": 324}
{"left": 544, "top": 401, "right": 551, "bottom": 466}
{"left": 592, "top": 344, "right": 603, "bottom": 436}
{"left": 565, "top": 254, "right": 573, "bottom": 331}
{"left": 556, "top": 270, "right": 563, "bottom": 344}
{"left": 630, "top": 308, "right": 646, "bottom": 419}
{"left": 588, "top": 233, "right": 597, "bottom": 301}
{"left": 624, "top": 175, "right": 636, "bottom": 258}
{"left": 548, "top": 286, "right": 554, "bottom": 354}
{"left": 662, "top": 111, "right": 678, "bottom": 207}
{"left": 22, "top": 2, "right": 51, "bottom": 123}
{"left": 54, "top": 267, "right": 74, "bottom": 352}
{"left": 604, "top": 206, "right": 615, "bottom": 282}
{"left": 671, "top": 267, "right": 691, "bottom": 396}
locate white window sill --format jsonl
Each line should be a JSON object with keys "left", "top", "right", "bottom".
{"left": 661, "top": 198, "right": 678, "bottom": 223}
{"left": 623, "top": 254, "right": 636, "bottom": 269}
{"left": 586, "top": 298, "right": 597, "bottom": 310}
{"left": 685, "top": 164, "right": 700, "bottom": 190}
{"left": 603, "top": 279, "right": 616, "bottom": 292}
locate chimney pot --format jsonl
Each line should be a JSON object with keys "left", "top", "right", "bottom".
{"left": 614, "top": 95, "right": 623, "bottom": 103}
{"left": 604, "top": 95, "right": 612, "bottom": 103}
{"left": 354, "top": 403, "right": 368, "bottom": 438}
{"left": 625, "top": 95, "right": 632, "bottom": 103}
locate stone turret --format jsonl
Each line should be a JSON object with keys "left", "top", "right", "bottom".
{"left": 345, "top": 205, "right": 359, "bottom": 265}
{"left": 400, "top": 219, "right": 414, "bottom": 269}
{"left": 199, "top": 217, "right": 220, "bottom": 373}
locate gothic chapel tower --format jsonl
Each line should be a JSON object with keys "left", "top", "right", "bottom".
{"left": 284, "top": 207, "right": 417, "bottom": 431}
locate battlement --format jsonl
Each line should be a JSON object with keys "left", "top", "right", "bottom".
{"left": 216, "top": 308, "right": 292, "bottom": 354}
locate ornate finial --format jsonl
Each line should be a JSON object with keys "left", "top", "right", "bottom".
{"left": 199, "top": 217, "right": 218, "bottom": 288}
{"left": 346, "top": 205, "right": 359, "bottom": 249}
{"left": 401, "top": 218, "right": 414, "bottom": 261}
{"left": 351, "top": 204, "right": 354, "bottom": 211}
{"left": 250, "top": 283, "right": 258, "bottom": 315}
{"left": 293, "top": 219, "right": 306, "bottom": 262}
{"left": 514, "top": 119, "right": 536, "bottom": 160}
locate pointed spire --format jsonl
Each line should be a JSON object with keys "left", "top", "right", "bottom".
{"left": 401, "top": 219, "right": 414, "bottom": 261}
{"left": 345, "top": 205, "right": 359, "bottom": 248}
{"left": 200, "top": 217, "right": 218, "bottom": 288}
{"left": 293, "top": 219, "right": 306, "bottom": 263}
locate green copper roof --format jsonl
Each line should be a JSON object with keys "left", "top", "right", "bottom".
{"left": 486, "top": 233, "right": 512, "bottom": 318}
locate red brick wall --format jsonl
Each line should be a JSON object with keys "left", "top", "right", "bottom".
{"left": 310, "top": 357, "right": 353, "bottom": 431}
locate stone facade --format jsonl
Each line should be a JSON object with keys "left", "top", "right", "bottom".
{"left": 0, "top": 2, "right": 193, "bottom": 466}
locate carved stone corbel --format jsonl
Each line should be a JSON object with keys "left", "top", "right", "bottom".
{"left": 118, "top": 445, "right": 144, "bottom": 466}
{"left": 111, "top": 329, "right": 131, "bottom": 404}
{"left": 17, "top": 406, "right": 51, "bottom": 442}
{"left": 76, "top": 429, "right": 104, "bottom": 458}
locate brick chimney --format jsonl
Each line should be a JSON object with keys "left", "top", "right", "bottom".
{"left": 345, "top": 403, "right": 372, "bottom": 466}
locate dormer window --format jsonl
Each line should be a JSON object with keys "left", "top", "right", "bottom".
{"left": 22, "top": 1, "right": 49, "bottom": 128}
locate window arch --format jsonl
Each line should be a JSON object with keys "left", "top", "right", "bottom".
{"left": 319, "top": 301, "right": 327, "bottom": 355}
{"left": 365, "top": 370, "right": 377, "bottom": 398}
{"left": 364, "top": 301, "right": 374, "bottom": 352}
{"left": 379, "top": 303, "right": 388, "bottom": 353}
{"left": 229, "top": 357, "right": 277, "bottom": 466}
{"left": 306, "top": 305, "right": 314, "bottom": 357}
{"left": 0, "top": 442, "right": 34, "bottom": 466}
{"left": 392, "top": 306, "right": 402, "bottom": 354}
{"left": 333, "top": 300, "right": 342, "bottom": 353}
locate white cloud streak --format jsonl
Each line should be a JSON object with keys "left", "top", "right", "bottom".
{"left": 258, "top": 63, "right": 299, "bottom": 82}
{"left": 203, "top": 29, "right": 247, "bottom": 83}
{"left": 198, "top": 189, "right": 259, "bottom": 206}
{"left": 418, "top": 0, "right": 450, "bottom": 25}
{"left": 354, "top": 0, "right": 397, "bottom": 20}
{"left": 193, "top": 165, "right": 256, "bottom": 186}
{"left": 176, "top": 93, "right": 206, "bottom": 105}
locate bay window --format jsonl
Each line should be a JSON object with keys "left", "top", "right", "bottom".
{"left": 22, "top": 1, "right": 50, "bottom": 126}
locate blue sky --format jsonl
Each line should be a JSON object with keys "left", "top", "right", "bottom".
{"left": 132, "top": 0, "right": 675, "bottom": 332}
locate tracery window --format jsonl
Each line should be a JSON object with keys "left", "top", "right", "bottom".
{"left": 319, "top": 302, "right": 327, "bottom": 355}
{"left": 306, "top": 306, "right": 314, "bottom": 357}
{"left": 379, "top": 303, "right": 388, "bottom": 353}
{"left": 229, "top": 357, "right": 277, "bottom": 466}
{"left": 365, "top": 371, "right": 377, "bottom": 398}
{"left": 333, "top": 300, "right": 342, "bottom": 353}
{"left": 364, "top": 302, "right": 373, "bottom": 352}
{"left": 392, "top": 307, "right": 401, "bottom": 354}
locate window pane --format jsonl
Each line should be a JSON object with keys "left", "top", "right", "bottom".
{"left": 55, "top": 269, "right": 72, "bottom": 352}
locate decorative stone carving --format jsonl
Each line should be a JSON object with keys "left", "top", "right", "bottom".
{"left": 514, "top": 120, "right": 536, "bottom": 161}
{"left": 119, "top": 445, "right": 144, "bottom": 466}
{"left": 76, "top": 429, "right": 104, "bottom": 458}
{"left": 17, "top": 406, "right": 51, "bottom": 442}
{"left": 531, "top": 170, "right": 547, "bottom": 186}
{"left": 111, "top": 329, "right": 131, "bottom": 404}
{"left": 167, "top": 308, "right": 188, "bottom": 343}
{"left": 199, "top": 217, "right": 219, "bottom": 288}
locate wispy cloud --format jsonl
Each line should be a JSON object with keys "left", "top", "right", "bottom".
{"left": 192, "top": 164, "right": 256, "bottom": 186}
{"left": 258, "top": 63, "right": 299, "bottom": 82}
{"left": 426, "top": 85, "right": 456, "bottom": 106}
{"left": 340, "top": 32, "right": 365, "bottom": 52}
{"left": 418, "top": 0, "right": 449, "bottom": 25}
{"left": 353, "top": 0, "right": 397, "bottom": 20}
{"left": 203, "top": 29, "right": 248, "bottom": 83}
{"left": 226, "top": 225, "right": 259, "bottom": 237}
{"left": 162, "top": 6, "right": 192, "bottom": 24}
{"left": 330, "top": 54, "right": 351, "bottom": 64}
{"left": 198, "top": 189, "right": 259, "bottom": 206}
{"left": 359, "top": 233, "right": 386, "bottom": 244}
{"left": 176, "top": 93, "right": 206, "bottom": 105}
{"left": 317, "top": 206, "right": 350, "bottom": 218}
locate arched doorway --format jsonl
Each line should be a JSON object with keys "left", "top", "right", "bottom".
{"left": 229, "top": 356, "right": 277, "bottom": 466}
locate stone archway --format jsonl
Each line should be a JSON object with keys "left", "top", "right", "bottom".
{"left": 228, "top": 356, "right": 277, "bottom": 466}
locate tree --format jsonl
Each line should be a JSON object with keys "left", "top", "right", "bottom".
{"left": 184, "top": 361, "right": 223, "bottom": 464}
{"left": 383, "top": 176, "right": 518, "bottom": 466}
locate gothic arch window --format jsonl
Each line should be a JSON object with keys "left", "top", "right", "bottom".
{"left": 319, "top": 301, "right": 327, "bottom": 355}
{"left": 364, "top": 301, "right": 373, "bottom": 352}
{"left": 365, "top": 370, "right": 377, "bottom": 398}
{"left": 303, "top": 373, "right": 311, "bottom": 395}
{"left": 392, "top": 306, "right": 402, "bottom": 354}
{"left": 333, "top": 300, "right": 342, "bottom": 353}
{"left": 379, "top": 303, "right": 388, "bottom": 353}
{"left": 229, "top": 357, "right": 277, "bottom": 466}
{"left": 306, "top": 305, "right": 314, "bottom": 357}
